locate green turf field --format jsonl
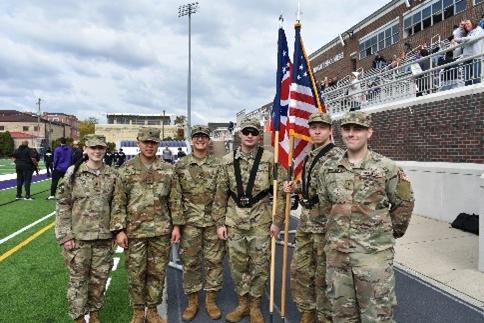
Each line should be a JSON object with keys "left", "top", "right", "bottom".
{"left": 0, "top": 158, "right": 46, "bottom": 175}
{"left": 0, "top": 181, "right": 132, "bottom": 322}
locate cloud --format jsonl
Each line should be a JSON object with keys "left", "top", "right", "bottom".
{"left": 0, "top": 0, "right": 390, "bottom": 125}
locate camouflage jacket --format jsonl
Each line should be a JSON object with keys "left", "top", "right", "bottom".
{"left": 55, "top": 163, "right": 118, "bottom": 245}
{"left": 212, "top": 147, "right": 285, "bottom": 230}
{"left": 297, "top": 144, "right": 343, "bottom": 233}
{"left": 110, "top": 156, "right": 174, "bottom": 238}
{"left": 170, "top": 154, "right": 221, "bottom": 227}
{"left": 318, "top": 150, "right": 414, "bottom": 253}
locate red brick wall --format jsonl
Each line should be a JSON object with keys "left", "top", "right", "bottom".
{"left": 332, "top": 91, "right": 484, "bottom": 163}
{"left": 311, "top": 0, "right": 484, "bottom": 82}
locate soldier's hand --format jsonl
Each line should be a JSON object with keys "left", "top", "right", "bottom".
{"left": 115, "top": 231, "right": 129, "bottom": 249}
{"left": 270, "top": 224, "right": 280, "bottom": 238}
{"left": 283, "top": 181, "right": 295, "bottom": 193}
{"left": 217, "top": 226, "right": 228, "bottom": 240}
{"left": 63, "top": 239, "right": 76, "bottom": 250}
{"left": 171, "top": 226, "right": 181, "bottom": 243}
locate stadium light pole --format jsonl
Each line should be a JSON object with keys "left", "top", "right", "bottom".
{"left": 178, "top": 2, "right": 198, "bottom": 141}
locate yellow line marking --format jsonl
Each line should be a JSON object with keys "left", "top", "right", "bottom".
{"left": 0, "top": 221, "right": 55, "bottom": 262}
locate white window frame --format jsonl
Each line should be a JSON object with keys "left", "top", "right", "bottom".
{"left": 358, "top": 18, "right": 399, "bottom": 60}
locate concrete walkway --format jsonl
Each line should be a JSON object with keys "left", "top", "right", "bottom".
{"left": 395, "top": 214, "right": 484, "bottom": 309}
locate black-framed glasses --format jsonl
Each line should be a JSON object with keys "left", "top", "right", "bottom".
{"left": 241, "top": 128, "right": 259, "bottom": 136}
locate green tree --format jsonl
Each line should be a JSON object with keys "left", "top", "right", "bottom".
{"left": 174, "top": 115, "right": 186, "bottom": 125}
{"left": 107, "top": 142, "right": 116, "bottom": 152}
{"left": 0, "top": 131, "right": 15, "bottom": 157}
{"left": 79, "top": 117, "right": 98, "bottom": 139}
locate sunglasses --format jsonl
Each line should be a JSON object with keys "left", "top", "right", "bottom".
{"left": 241, "top": 128, "right": 260, "bottom": 136}
{"left": 192, "top": 134, "right": 210, "bottom": 140}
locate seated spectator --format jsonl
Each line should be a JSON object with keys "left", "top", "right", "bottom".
{"left": 480, "top": 14, "right": 484, "bottom": 29}
{"left": 372, "top": 54, "right": 387, "bottom": 69}
{"left": 417, "top": 46, "right": 431, "bottom": 96}
{"left": 454, "top": 19, "right": 483, "bottom": 85}
{"left": 452, "top": 22, "right": 467, "bottom": 58}
{"left": 438, "top": 50, "right": 460, "bottom": 91}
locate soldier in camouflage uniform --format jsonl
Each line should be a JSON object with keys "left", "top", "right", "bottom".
{"left": 212, "top": 117, "right": 284, "bottom": 323}
{"left": 283, "top": 112, "right": 343, "bottom": 323}
{"left": 55, "top": 134, "right": 118, "bottom": 323}
{"left": 170, "top": 125, "right": 225, "bottom": 321}
{"left": 317, "top": 111, "right": 415, "bottom": 323}
{"left": 111, "top": 127, "right": 178, "bottom": 323}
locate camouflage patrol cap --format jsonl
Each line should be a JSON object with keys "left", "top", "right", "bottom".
{"left": 308, "top": 112, "right": 332, "bottom": 125}
{"left": 137, "top": 127, "right": 161, "bottom": 142}
{"left": 340, "top": 111, "right": 372, "bottom": 128}
{"left": 239, "top": 117, "right": 261, "bottom": 131}
{"left": 84, "top": 134, "right": 107, "bottom": 147}
{"left": 191, "top": 125, "right": 210, "bottom": 137}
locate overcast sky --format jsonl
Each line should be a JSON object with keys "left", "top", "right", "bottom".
{"left": 0, "top": 0, "right": 390, "bottom": 124}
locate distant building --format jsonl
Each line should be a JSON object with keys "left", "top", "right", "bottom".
{"left": 0, "top": 110, "right": 71, "bottom": 149}
{"left": 42, "top": 112, "right": 80, "bottom": 139}
{"left": 96, "top": 113, "right": 185, "bottom": 147}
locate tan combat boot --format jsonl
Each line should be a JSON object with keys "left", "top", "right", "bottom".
{"left": 182, "top": 292, "right": 199, "bottom": 321}
{"left": 74, "top": 316, "right": 86, "bottom": 323}
{"left": 205, "top": 291, "right": 222, "bottom": 320}
{"left": 300, "top": 310, "right": 315, "bottom": 323}
{"left": 89, "top": 311, "right": 101, "bottom": 323}
{"left": 146, "top": 306, "right": 166, "bottom": 323}
{"left": 225, "top": 294, "right": 250, "bottom": 322}
{"left": 249, "top": 297, "right": 264, "bottom": 323}
{"left": 130, "top": 307, "right": 145, "bottom": 323}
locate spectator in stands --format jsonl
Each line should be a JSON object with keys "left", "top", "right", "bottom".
{"left": 162, "top": 146, "right": 173, "bottom": 163}
{"left": 328, "top": 77, "right": 338, "bottom": 87}
{"left": 438, "top": 50, "right": 459, "bottom": 91}
{"left": 44, "top": 148, "right": 53, "bottom": 177}
{"left": 480, "top": 14, "right": 484, "bottom": 29}
{"left": 372, "top": 54, "right": 387, "bottom": 69}
{"left": 417, "top": 46, "right": 431, "bottom": 96}
{"left": 452, "top": 22, "right": 467, "bottom": 58}
{"left": 13, "top": 140, "right": 37, "bottom": 200}
{"left": 348, "top": 72, "right": 363, "bottom": 111}
{"left": 454, "top": 19, "right": 483, "bottom": 85}
{"left": 47, "top": 137, "right": 72, "bottom": 200}
{"left": 389, "top": 54, "right": 399, "bottom": 69}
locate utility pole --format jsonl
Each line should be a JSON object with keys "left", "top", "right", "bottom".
{"left": 37, "top": 98, "right": 41, "bottom": 148}
{"left": 178, "top": 2, "right": 199, "bottom": 141}
{"left": 162, "top": 109, "right": 165, "bottom": 141}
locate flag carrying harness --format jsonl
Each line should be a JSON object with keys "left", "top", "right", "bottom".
{"left": 300, "top": 143, "right": 334, "bottom": 209}
{"left": 230, "top": 147, "right": 271, "bottom": 208}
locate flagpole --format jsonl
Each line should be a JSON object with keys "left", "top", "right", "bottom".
{"left": 280, "top": 133, "right": 294, "bottom": 321}
{"left": 269, "top": 130, "right": 279, "bottom": 323}
{"left": 270, "top": 14, "right": 285, "bottom": 323}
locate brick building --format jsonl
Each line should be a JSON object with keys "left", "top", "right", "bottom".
{"left": 0, "top": 110, "right": 72, "bottom": 149}
{"left": 42, "top": 112, "right": 80, "bottom": 140}
{"left": 310, "top": 0, "right": 484, "bottom": 82}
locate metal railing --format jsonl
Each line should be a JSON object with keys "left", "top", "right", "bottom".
{"left": 322, "top": 35, "right": 484, "bottom": 115}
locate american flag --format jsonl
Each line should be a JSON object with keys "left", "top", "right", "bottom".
{"left": 288, "top": 22, "right": 324, "bottom": 178}
{"left": 271, "top": 27, "right": 292, "bottom": 171}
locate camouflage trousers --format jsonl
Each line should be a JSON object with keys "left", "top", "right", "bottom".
{"left": 125, "top": 235, "right": 171, "bottom": 307}
{"left": 227, "top": 225, "right": 270, "bottom": 298}
{"left": 62, "top": 239, "right": 113, "bottom": 320}
{"left": 179, "top": 225, "right": 225, "bottom": 294}
{"left": 326, "top": 248, "right": 396, "bottom": 323}
{"left": 290, "top": 230, "right": 331, "bottom": 322}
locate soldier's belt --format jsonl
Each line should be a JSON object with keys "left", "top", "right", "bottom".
{"left": 299, "top": 195, "right": 319, "bottom": 209}
{"left": 229, "top": 190, "right": 270, "bottom": 208}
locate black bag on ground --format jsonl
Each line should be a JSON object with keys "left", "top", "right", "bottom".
{"left": 451, "top": 213, "right": 479, "bottom": 235}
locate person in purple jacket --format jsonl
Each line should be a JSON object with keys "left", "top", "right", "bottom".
{"left": 47, "top": 137, "right": 73, "bottom": 200}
